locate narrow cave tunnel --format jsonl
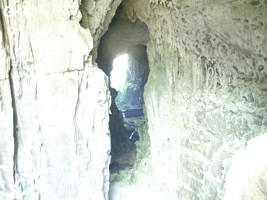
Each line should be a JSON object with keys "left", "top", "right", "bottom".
{"left": 96, "top": 4, "right": 150, "bottom": 180}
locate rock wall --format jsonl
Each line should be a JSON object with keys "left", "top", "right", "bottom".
{"left": 0, "top": 0, "right": 114, "bottom": 199}
{"left": 0, "top": 8, "right": 14, "bottom": 199}
{"left": 96, "top": 17, "right": 149, "bottom": 75}
{"left": 126, "top": 45, "right": 149, "bottom": 109}
{"left": 122, "top": 0, "right": 267, "bottom": 199}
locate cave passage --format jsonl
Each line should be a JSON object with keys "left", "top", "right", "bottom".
{"left": 110, "top": 53, "right": 129, "bottom": 89}
{"left": 98, "top": 46, "right": 150, "bottom": 173}
{"left": 108, "top": 46, "right": 149, "bottom": 174}
{"left": 96, "top": 4, "right": 150, "bottom": 185}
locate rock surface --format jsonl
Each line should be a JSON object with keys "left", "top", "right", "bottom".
{"left": 0, "top": 14, "right": 14, "bottom": 199}
{"left": 0, "top": 0, "right": 113, "bottom": 199}
{"left": 123, "top": 109, "right": 144, "bottom": 118}
{"left": 120, "top": 0, "right": 267, "bottom": 199}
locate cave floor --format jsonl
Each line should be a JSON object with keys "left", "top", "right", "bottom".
{"left": 109, "top": 182, "right": 165, "bottom": 200}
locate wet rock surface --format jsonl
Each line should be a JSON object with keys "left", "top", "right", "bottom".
{"left": 122, "top": 109, "right": 144, "bottom": 118}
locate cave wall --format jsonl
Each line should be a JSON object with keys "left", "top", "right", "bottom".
{"left": 0, "top": 0, "right": 116, "bottom": 199}
{"left": 0, "top": 9, "right": 14, "bottom": 199}
{"left": 126, "top": 45, "right": 149, "bottom": 109}
{"left": 96, "top": 16, "right": 149, "bottom": 75}
{"left": 122, "top": 0, "right": 267, "bottom": 199}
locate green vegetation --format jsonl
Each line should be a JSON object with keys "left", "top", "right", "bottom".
{"left": 112, "top": 168, "right": 133, "bottom": 184}
{"left": 115, "top": 83, "right": 133, "bottom": 111}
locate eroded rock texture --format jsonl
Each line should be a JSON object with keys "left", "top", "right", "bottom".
{"left": 119, "top": 0, "right": 267, "bottom": 199}
{"left": 0, "top": 10, "right": 14, "bottom": 199}
{"left": 0, "top": 0, "right": 114, "bottom": 199}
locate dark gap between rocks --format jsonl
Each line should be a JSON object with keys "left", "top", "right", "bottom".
{"left": 96, "top": 3, "right": 150, "bottom": 178}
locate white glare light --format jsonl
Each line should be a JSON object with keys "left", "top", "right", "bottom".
{"left": 110, "top": 54, "right": 129, "bottom": 89}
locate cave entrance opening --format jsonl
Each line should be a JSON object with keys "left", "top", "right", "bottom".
{"left": 108, "top": 45, "right": 149, "bottom": 174}
{"left": 110, "top": 53, "right": 129, "bottom": 89}
{"left": 106, "top": 45, "right": 150, "bottom": 199}
{"left": 95, "top": 3, "right": 150, "bottom": 195}
{"left": 97, "top": 45, "right": 150, "bottom": 172}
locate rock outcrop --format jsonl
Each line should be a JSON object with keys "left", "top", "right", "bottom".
{"left": 0, "top": 0, "right": 114, "bottom": 199}
{"left": 120, "top": 0, "right": 267, "bottom": 199}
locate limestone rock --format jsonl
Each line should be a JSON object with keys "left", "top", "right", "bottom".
{"left": 117, "top": 0, "right": 267, "bottom": 199}
{"left": 0, "top": 13, "right": 14, "bottom": 200}
{"left": 0, "top": 0, "right": 112, "bottom": 199}
{"left": 224, "top": 134, "right": 267, "bottom": 200}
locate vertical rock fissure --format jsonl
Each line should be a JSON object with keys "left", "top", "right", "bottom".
{"left": 8, "top": 63, "right": 19, "bottom": 183}
{"left": 106, "top": 53, "right": 150, "bottom": 187}
{"left": 0, "top": 3, "right": 8, "bottom": 49}
{"left": 107, "top": 47, "right": 151, "bottom": 199}
{"left": 95, "top": 4, "right": 151, "bottom": 183}
{"left": 0, "top": 10, "right": 6, "bottom": 47}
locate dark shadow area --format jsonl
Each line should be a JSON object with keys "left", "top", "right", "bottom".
{"left": 96, "top": 4, "right": 150, "bottom": 175}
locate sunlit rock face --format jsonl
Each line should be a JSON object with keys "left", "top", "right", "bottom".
{"left": 224, "top": 134, "right": 267, "bottom": 200}
{"left": 0, "top": 0, "right": 113, "bottom": 199}
{"left": 0, "top": 13, "right": 14, "bottom": 200}
{"left": 121, "top": 0, "right": 267, "bottom": 199}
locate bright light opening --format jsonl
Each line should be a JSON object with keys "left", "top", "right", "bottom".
{"left": 110, "top": 54, "right": 129, "bottom": 89}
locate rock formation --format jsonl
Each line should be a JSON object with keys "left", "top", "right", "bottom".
{"left": 0, "top": 0, "right": 266, "bottom": 199}
{"left": 0, "top": 0, "right": 112, "bottom": 199}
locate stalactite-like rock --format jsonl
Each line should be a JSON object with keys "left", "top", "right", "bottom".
{"left": 121, "top": 0, "right": 267, "bottom": 199}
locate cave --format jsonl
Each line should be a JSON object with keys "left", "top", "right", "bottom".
{"left": 0, "top": 0, "right": 267, "bottom": 200}
{"left": 96, "top": 5, "right": 150, "bottom": 180}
